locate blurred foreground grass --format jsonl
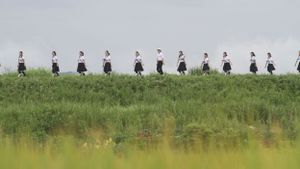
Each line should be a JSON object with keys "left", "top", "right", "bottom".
{"left": 0, "top": 137, "right": 300, "bottom": 169}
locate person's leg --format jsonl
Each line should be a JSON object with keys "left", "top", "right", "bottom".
{"left": 156, "top": 63, "right": 160, "bottom": 74}
{"left": 159, "top": 63, "right": 164, "bottom": 75}
{"left": 158, "top": 67, "right": 162, "bottom": 74}
{"left": 159, "top": 69, "right": 162, "bottom": 75}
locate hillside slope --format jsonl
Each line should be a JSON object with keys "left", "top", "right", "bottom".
{"left": 0, "top": 70, "right": 299, "bottom": 145}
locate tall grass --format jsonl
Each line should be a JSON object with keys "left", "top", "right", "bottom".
{"left": 0, "top": 137, "right": 300, "bottom": 169}
{"left": 0, "top": 69, "right": 299, "bottom": 147}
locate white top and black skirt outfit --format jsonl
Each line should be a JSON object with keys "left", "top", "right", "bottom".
{"left": 202, "top": 58, "right": 210, "bottom": 71}
{"left": 18, "top": 57, "right": 26, "bottom": 73}
{"left": 222, "top": 56, "right": 232, "bottom": 73}
{"left": 77, "top": 56, "right": 87, "bottom": 73}
{"left": 52, "top": 56, "right": 60, "bottom": 74}
{"left": 177, "top": 55, "right": 187, "bottom": 72}
{"left": 134, "top": 55, "right": 144, "bottom": 73}
{"left": 103, "top": 56, "right": 112, "bottom": 74}
{"left": 266, "top": 58, "right": 275, "bottom": 73}
{"left": 250, "top": 56, "right": 258, "bottom": 73}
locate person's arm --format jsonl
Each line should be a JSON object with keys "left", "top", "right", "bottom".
{"left": 295, "top": 58, "right": 299, "bottom": 66}
{"left": 265, "top": 61, "right": 268, "bottom": 68}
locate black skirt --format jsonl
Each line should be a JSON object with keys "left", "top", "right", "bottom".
{"left": 250, "top": 63, "right": 258, "bottom": 73}
{"left": 134, "top": 62, "right": 144, "bottom": 72}
{"left": 267, "top": 64, "right": 275, "bottom": 72}
{"left": 223, "top": 62, "right": 231, "bottom": 72}
{"left": 202, "top": 64, "right": 210, "bottom": 71}
{"left": 104, "top": 62, "right": 112, "bottom": 73}
{"left": 297, "top": 63, "right": 300, "bottom": 72}
{"left": 77, "top": 63, "right": 87, "bottom": 73}
{"left": 177, "top": 62, "right": 187, "bottom": 72}
{"left": 18, "top": 63, "right": 26, "bottom": 72}
{"left": 52, "top": 63, "right": 60, "bottom": 73}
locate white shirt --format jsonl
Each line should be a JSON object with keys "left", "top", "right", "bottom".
{"left": 103, "top": 56, "right": 111, "bottom": 63}
{"left": 203, "top": 57, "right": 209, "bottom": 64}
{"left": 297, "top": 56, "right": 300, "bottom": 61}
{"left": 78, "top": 56, "right": 85, "bottom": 63}
{"left": 18, "top": 57, "right": 25, "bottom": 63}
{"left": 135, "top": 55, "right": 142, "bottom": 63}
{"left": 157, "top": 52, "right": 164, "bottom": 61}
{"left": 222, "top": 56, "right": 231, "bottom": 63}
{"left": 52, "top": 56, "right": 58, "bottom": 64}
{"left": 250, "top": 56, "right": 256, "bottom": 63}
{"left": 178, "top": 55, "right": 185, "bottom": 63}
{"left": 266, "top": 58, "right": 274, "bottom": 65}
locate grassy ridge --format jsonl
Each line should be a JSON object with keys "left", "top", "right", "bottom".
{"left": 0, "top": 70, "right": 299, "bottom": 147}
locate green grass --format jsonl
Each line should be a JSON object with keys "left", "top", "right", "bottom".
{"left": 0, "top": 137, "right": 300, "bottom": 169}
{"left": 0, "top": 69, "right": 299, "bottom": 146}
{"left": 1, "top": 69, "right": 300, "bottom": 168}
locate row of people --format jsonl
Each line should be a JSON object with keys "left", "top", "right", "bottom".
{"left": 13, "top": 49, "right": 300, "bottom": 77}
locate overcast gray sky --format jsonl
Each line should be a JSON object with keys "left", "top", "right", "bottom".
{"left": 0, "top": 0, "right": 300, "bottom": 74}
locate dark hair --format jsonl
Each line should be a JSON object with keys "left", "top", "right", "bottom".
{"left": 19, "top": 51, "right": 23, "bottom": 57}
{"left": 251, "top": 52, "right": 255, "bottom": 56}
{"left": 223, "top": 52, "right": 227, "bottom": 56}
{"left": 52, "top": 51, "right": 57, "bottom": 56}
{"left": 179, "top": 51, "right": 184, "bottom": 57}
{"left": 106, "top": 50, "right": 110, "bottom": 56}
{"left": 204, "top": 53, "right": 208, "bottom": 56}
{"left": 80, "top": 51, "right": 84, "bottom": 56}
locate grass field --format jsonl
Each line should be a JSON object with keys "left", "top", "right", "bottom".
{"left": 0, "top": 69, "right": 299, "bottom": 168}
